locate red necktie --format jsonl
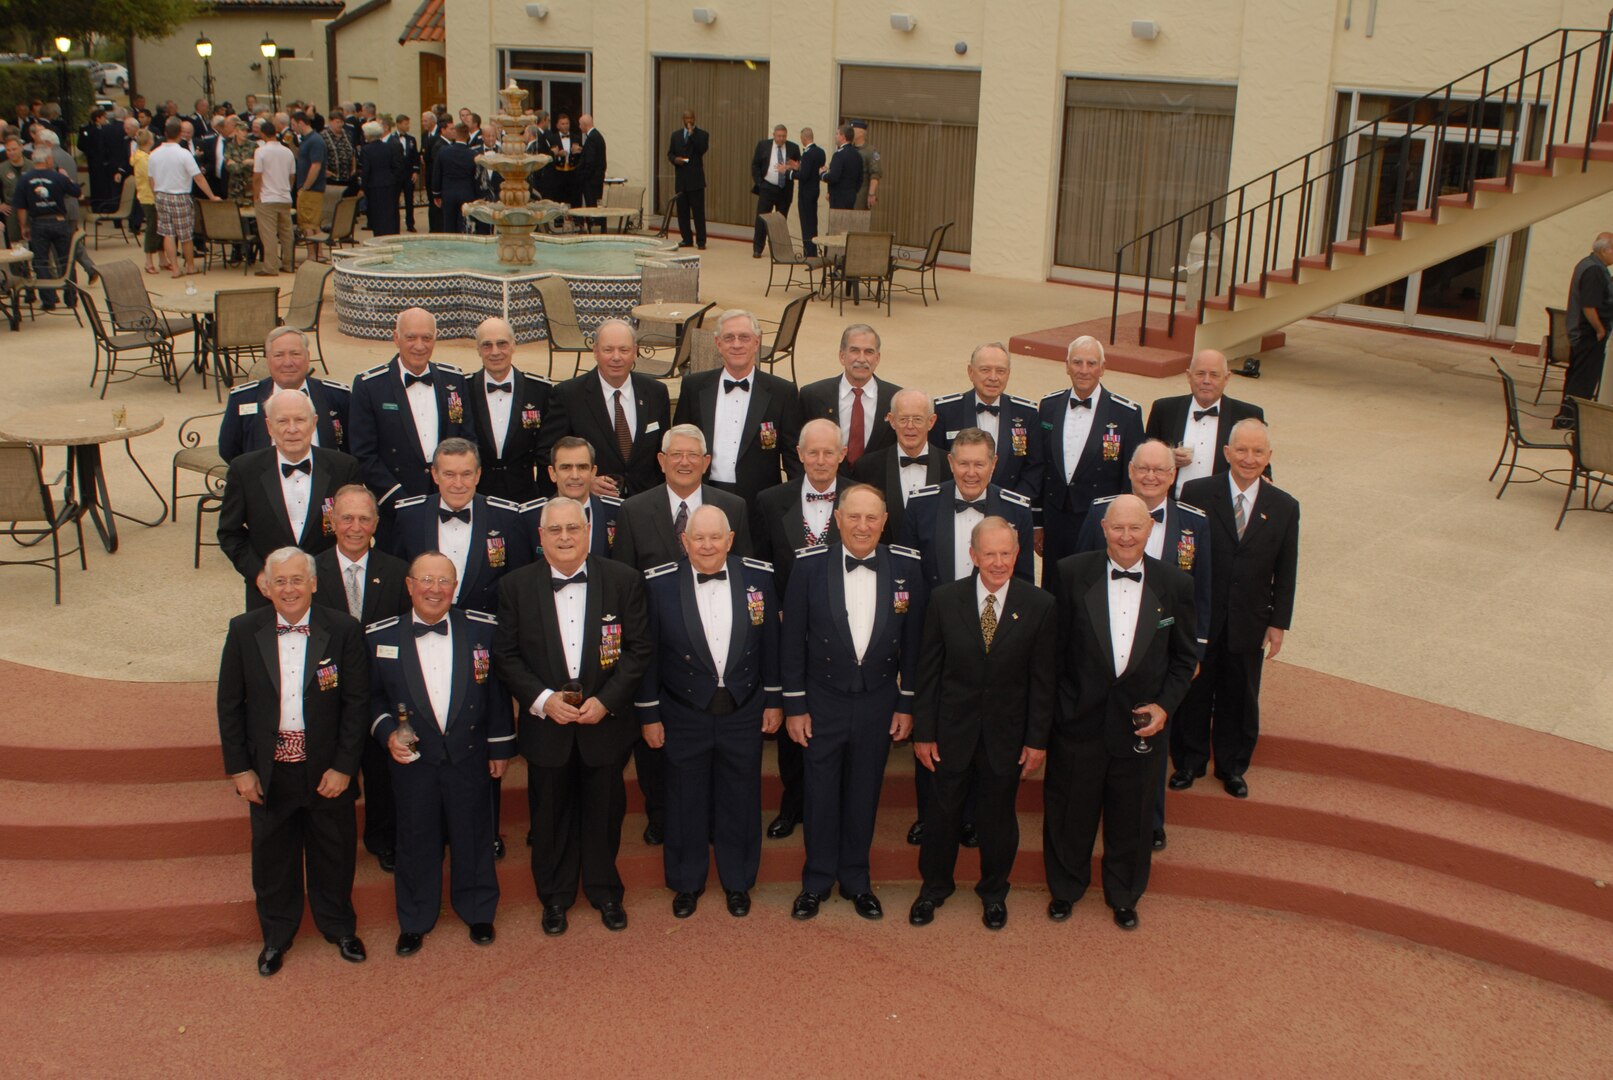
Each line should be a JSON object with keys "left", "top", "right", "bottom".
{"left": 847, "top": 387, "right": 866, "bottom": 464}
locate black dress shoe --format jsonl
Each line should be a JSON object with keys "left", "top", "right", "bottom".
{"left": 492, "top": 837, "right": 506, "bottom": 861}
{"left": 725, "top": 890, "right": 750, "bottom": 917}
{"left": 982, "top": 902, "right": 1008, "bottom": 931}
{"left": 791, "top": 890, "right": 823, "bottom": 920}
{"left": 377, "top": 850, "right": 396, "bottom": 873}
{"left": 1152, "top": 829, "right": 1168, "bottom": 850}
{"left": 697, "top": 244, "right": 707, "bottom": 250}
{"left": 599, "top": 902, "right": 628, "bottom": 931}
{"left": 395, "top": 932, "right": 424, "bottom": 956}
{"left": 677, "top": 241, "right": 694, "bottom": 248}
{"left": 324, "top": 934, "right": 366, "bottom": 963}
{"left": 1222, "top": 774, "right": 1249, "bottom": 799}
{"left": 960, "top": 823, "right": 980, "bottom": 849}
{"left": 1113, "top": 907, "right": 1139, "bottom": 930}
{"left": 905, "top": 821, "right": 924, "bottom": 845}
{"left": 642, "top": 821, "right": 664, "bottom": 846}
{"left": 908, "top": 898, "right": 937, "bottom": 926}
{"left": 1168, "top": 769, "right": 1198, "bottom": 790}
{"left": 1047, "top": 899, "right": 1073, "bottom": 922}
{"left": 846, "top": 892, "right": 883, "bottom": 921}
{"left": 469, "top": 922, "right": 495, "bottom": 945}
{"left": 541, "top": 905, "right": 568, "bottom": 936}
{"left": 672, "top": 891, "right": 699, "bottom": 918}
{"left": 256, "top": 944, "right": 288, "bottom": 976}
{"left": 766, "top": 811, "right": 799, "bottom": 839}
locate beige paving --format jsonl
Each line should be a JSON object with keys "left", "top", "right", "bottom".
{"left": 0, "top": 232, "right": 1608, "bottom": 752}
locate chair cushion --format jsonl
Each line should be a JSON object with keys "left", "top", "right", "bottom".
{"left": 175, "top": 446, "right": 226, "bottom": 475}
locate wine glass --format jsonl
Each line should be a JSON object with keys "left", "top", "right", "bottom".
{"left": 1131, "top": 703, "right": 1154, "bottom": 755}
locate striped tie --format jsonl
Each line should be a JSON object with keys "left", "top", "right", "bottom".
{"left": 1234, "top": 493, "right": 1248, "bottom": 540}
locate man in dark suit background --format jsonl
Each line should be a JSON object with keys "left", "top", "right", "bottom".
{"left": 392, "top": 113, "right": 420, "bottom": 232}
{"left": 493, "top": 497, "right": 653, "bottom": 936}
{"left": 1144, "top": 348, "right": 1265, "bottom": 497}
{"left": 217, "top": 546, "right": 369, "bottom": 976}
{"left": 673, "top": 309, "right": 803, "bottom": 509}
{"left": 576, "top": 114, "right": 607, "bottom": 207}
{"left": 1174, "top": 419, "right": 1298, "bottom": 801}
{"left": 751, "top": 124, "right": 799, "bottom": 257}
{"left": 219, "top": 327, "right": 350, "bottom": 462}
{"left": 637, "top": 505, "right": 783, "bottom": 918}
{"left": 797, "top": 324, "right": 901, "bottom": 473}
{"left": 419, "top": 111, "right": 443, "bottom": 233}
{"left": 931, "top": 342, "right": 1044, "bottom": 504}
{"left": 464, "top": 316, "right": 552, "bottom": 503}
{"left": 358, "top": 121, "right": 406, "bottom": 236}
{"left": 853, "top": 388, "right": 948, "bottom": 543}
{"left": 910, "top": 516, "right": 1056, "bottom": 931}
{"left": 541, "top": 435, "right": 624, "bottom": 559}
{"left": 825, "top": 125, "right": 863, "bottom": 211}
{"left": 1044, "top": 495, "right": 1199, "bottom": 932}
{"left": 796, "top": 127, "right": 825, "bottom": 257}
{"left": 218, "top": 390, "right": 364, "bottom": 610}
{"left": 537, "top": 320, "right": 670, "bottom": 500}
{"left": 668, "top": 110, "right": 709, "bottom": 249}
{"left": 431, "top": 123, "right": 479, "bottom": 234}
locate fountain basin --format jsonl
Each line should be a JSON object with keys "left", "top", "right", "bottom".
{"left": 331, "top": 233, "right": 699, "bottom": 341}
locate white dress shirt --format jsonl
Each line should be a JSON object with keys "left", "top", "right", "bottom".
{"left": 801, "top": 481, "right": 837, "bottom": 545}
{"left": 709, "top": 367, "right": 754, "bottom": 484}
{"left": 531, "top": 568, "right": 588, "bottom": 715}
{"left": 971, "top": 391, "right": 1001, "bottom": 450}
{"left": 667, "top": 484, "right": 704, "bottom": 524}
{"left": 692, "top": 566, "right": 733, "bottom": 685}
{"left": 1177, "top": 397, "right": 1222, "bottom": 491}
{"left": 411, "top": 612, "right": 454, "bottom": 730}
{"left": 952, "top": 492, "right": 985, "bottom": 582}
{"left": 437, "top": 499, "right": 473, "bottom": 600}
{"left": 765, "top": 141, "right": 787, "bottom": 187}
{"left": 484, "top": 369, "right": 516, "bottom": 457}
{"left": 276, "top": 451, "right": 313, "bottom": 539}
{"left": 842, "top": 556, "right": 877, "bottom": 661}
{"left": 1063, "top": 385, "right": 1103, "bottom": 482}
{"left": 898, "top": 449, "right": 929, "bottom": 504}
{"left": 1143, "top": 501, "right": 1167, "bottom": 561}
{"left": 600, "top": 373, "right": 637, "bottom": 444}
{"left": 401, "top": 364, "right": 440, "bottom": 461}
{"left": 337, "top": 549, "right": 369, "bottom": 619}
{"left": 276, "top": 610, "right": 310, "bottom": 732}
{"left": 1107, "top": 557, "right": 1144, "bottom": 676}
{"left": 976, "top": 575, "right": 1009, "bottom": 623}
{"left": 837, "top": 375, "right": 879, "bottom": 445}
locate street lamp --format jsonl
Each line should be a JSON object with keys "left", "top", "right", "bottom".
{"left": 260, "top": 35, "right": 281, "bottom": 116}
{"left": 53, "top": 36, "right": 71, "bottom": 137}
{"left": 195, "top": 34, "right": 215, "bottom": 103}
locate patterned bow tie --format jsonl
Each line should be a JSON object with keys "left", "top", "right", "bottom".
{"left": 1193, "top": 405, "right": 1220, "bottom": 421}
{"left": 552, "top": 572, "right": 587, "bottom": 592}
{"left": 805, "top": 490, "right": 837, "bottom": 502}
{"left": 280, "top": 459, "right": 311, "bottom": 478}
{"left": 486, "top": 381, "right": 512, "bottom": 394}
{"left": 1069, "top": 396, "right": 1093, "bottom": 411}
{"left": 404, "top": 370, "right": 434, "bottom": 388}
{"left": 439, "top": 506, "right": 470, "bottom": 524}
{"left": 276, "top": 623, "right": 310, "bottom": 636}
{"left": 696, "top": 570, "right": 727, "bottom": 584}
{"left": 413, "top": 619, "right": 448, "bottom": 637}
{"left": 723, "top": 377, "right": 750, "bottom": 394}
{"left": 1150, "top": 507, "right": 1165, "bottom": 523}
{"left": 1110, "top": 568, "right": 1141, "bottom": 582}
{"left": 899, "top": 455, "right": 928, "bottom": 468}
{"left": 954, "top": 499, "right": 986, "bottom": 514}
{"left": 844, "top": 554, "right": 876, "bottom": 572}
{"left": 975, "top": 402, "right": 1000, "bottom": 416}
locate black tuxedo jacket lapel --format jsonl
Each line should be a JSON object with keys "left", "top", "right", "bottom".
{"left": 303, "top": 456, "right": 337, "bottom": 547}
{"left": 303, "top": 618, "right": 331, "bottom": 693}
{"left": 935, "top": 483, "right": 958, "bottom": 582}
{"left": 1082, "top": 567, "right": 1115, "bottom": 673}
{"left": 580, "top": 378, "right": 617, "bottom": 461}
{"left": 991, "top": 577, "right": 1028, "bottom": 652}
{"left": 650, "top": 488, "right": 681, "bottom": 560}
{"left": 825, "top": 549, "right": 857, "bottom": 657}
{"left": 400, "top": 630, "right": 437, "bottom": 730}
{"left": 532, "top": 574, "right": 569, "bottom": 682}
{"left": 580, "top": 557, "right": 605, "bottom": 688}
{"left": 675, "top": 566, "right": 717, "bottom": 675}
{"left": 462, "top": 502, "right": 490, "bottom": 598}
{"left": 1241, "top": 483, "right": 1274, "bottom": 545}
{"left": 697, "top": 376, "right": 720, "bottom": 440}
{"left": 629, "top": 373, "right": 657, "bottom": 463}
{"left": 783, "top": 482, "right": 810, "bottom": 549}
{"left": 1048, "top": 390, "right": 1070, "bottom": 483}
{"left": 255, "top": 619, "right": 281, "bottom": 697}
{"left": 1124, "top": 572, "right": 1164, "bottom": 680}
{"left": 740, "top": 379, "right": 772, "bottom": 455}
{"left": 723, "top": 558, "right": 749, "bottom": 676}
{"left": 446, "top": 612, "right": 471, "bottom": 728}
{"left": 869, "top": 548, "right": 894, "bottom": 651}
{"left": 258, "top": 461, "right": 295, "bottom": 544}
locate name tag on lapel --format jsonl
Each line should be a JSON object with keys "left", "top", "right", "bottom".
{"left": 381, "top": 402, "right": 401, "bottom": 412}
{"left": 239, "top": 402, "right": 259, "bottom": 416}
{"left": 376, "top": 644, "right": 399, "bottom": 659}
{"left": 1157, "top": 617, "right": 1175, "bottom": 628}
{"left": 645, "top": 421, "right": 661, "bottom": 434}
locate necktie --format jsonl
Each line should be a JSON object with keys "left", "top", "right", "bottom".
{"left": 343, "top": 564, "right": 363, "bottom": 619}
{"left": 696, "top": 570, "right": 727, "bottom": 584}
{"left": 613, "top": 389, "right": 633, "bottom": 463}
{"left": 847, "top": 386, "right": 866, "bottom": 464}
{"left": 552, "top": 572, "right": 588, "bottom": 591}
{"left": 805, "top": 490, "right": 837, "bottom": 502}
{"left": 404, "top": 370, "right": 434, "bottom": 388}
{"left": 724, "top": 378, "right": 750, "bottom": 394}
{"left": 1069, "top": 396, "right": 1092, "bottom": 411}
{"left": 980, "top": 593, "right": 998, "bottom": 652}
{"left": 955, "top": 498, "right": 986, "bottom": 514}
{"left": 1234, "top": 492, "right": 1248, "bottom": 540}
{"left": 1111, "top": 568, "right": 1141, "bottom": 582}
{"left": 976, "top": 402, "right": 1001, "bottom": 416}
{"left": 486, "top": 381, "right": 512, "bottom": 394}
{"left": 281, "top": 459, "right": 310, "bottom": 477}
{"left": 413, "top": 619, "right": 448, "bottom": 637}
{"left": 844, "top": 554, "right": 875, "bottom": 572}
{"left": 1193, "top": 405, "right": 1220, "bottom": 421}
{"left": 439, "top": 506, "right": 470, "bottom": 524}
{"left": 674, "top": 500, "right": 689, "bottom": 536}
{"left": 899, "top": 454, "right": 928, "bottom": 468}
{"left": 276, "top": 623, "right": 309, "bottom": 636}
{"left": 1149, "top": 507, "right": 1165, "bottom": 523}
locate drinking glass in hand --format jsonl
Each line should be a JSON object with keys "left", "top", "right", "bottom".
{"left": 1131, "top": 703, "right": 1153, "bottom": 755}
{"left": 561, "top": 681, "right": 584, "bottom": 707}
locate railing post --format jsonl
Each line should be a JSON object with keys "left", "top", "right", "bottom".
{"left": 1294, "top": 154, "right": 1312, "bottom": 271}
{"left": 1168, "top": 219, "right": 1184, "bottom": 338}
{"left": 1110, "top": 250, "right": 1122, "bottom": 345}
{"left": 1140, "top": 233, "right": 1154, "bottom": 343}
{"left": 1551, "top": 31, "right": 1568, "bottom": 166}
{"left": 1203, "top": 194, "right": 1224, "bottom": 325}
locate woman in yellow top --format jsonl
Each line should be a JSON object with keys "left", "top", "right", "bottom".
{"left": 131, "top": 129, "right": 168, "bottom": 274}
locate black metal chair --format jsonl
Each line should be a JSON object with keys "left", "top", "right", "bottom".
{"left": 1534, "top": 306, "right": 1572, "bottom": 404}
{"left": 1488, "top": 357, "right": 1572, "bottom": 499}
{"left": 1556, "top": 396, "right": 1613, "bottom": 529}
{"left": 171, "top": 410, "right": 229, "bottom": 566}
{"left": 83, "top": 298, "right": 177, "bottom": 398}
{"left": 891, "top": 221, "right": 952, "bottom": 306}
{"left": 757, "top": 292, "right": 808, "bottom": 385}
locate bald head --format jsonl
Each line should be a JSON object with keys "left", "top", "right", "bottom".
{"left": 394, "top": 307, "right": 438, "bottom": 373}
{"left": 682, "top": 503, "right": 734, "bottom": 572}
{"left": 1102, "top": 493, "right": 1153, "bottom": 568}
{"left": 475, "top": 316, "right": 517, "bottom": 379}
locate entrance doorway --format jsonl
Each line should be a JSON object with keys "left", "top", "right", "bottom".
{"left": 498, "top": 49, "right": 590, "bottom": 124}
{"left": 419, "top": 53, "right": 446, "bottom": 116}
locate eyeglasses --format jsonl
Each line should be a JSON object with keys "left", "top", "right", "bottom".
{"left": 541, "top": 523, "right": 585, "bottom": 536}
{"left": 410, "top": 575, "right": 456, "bottom": 587}
{"left": 717, "top": 333, "right": 758, "bottom": 344}
{"left": 268, "top": 576, "right": 310, "bottom": 588}
{"left": 1132, "top": 465, "right": 1174, "bottom": 476}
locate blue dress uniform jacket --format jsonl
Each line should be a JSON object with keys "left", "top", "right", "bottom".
{"left": 520, "top": 493, "right": 622, "bottom": 559}
{"left": 218, "top": 377, "right": 352, "bottom": 462}
{"left": 1037, "top": 385, "right": 1144, "bottom": 586}
{"left": 1075, "top": 495, "right": 1213, "bottom": 654}
{"left": 388, "top": 493, "right": 532, "bottom": 614}
{"left": 366, "top": 610, "right": 516, "bottom": 766}
{"left": 929, "top": 391, "right": 1045, "bottom": 503}
{"left": 898, "top": 481, "right": 1035, "bottom": 589}
{"left": 781, "top": 543, "right": 927, "bottom": 704}
{"left": 347, "top": 356, "right": 479, "bottom": 508}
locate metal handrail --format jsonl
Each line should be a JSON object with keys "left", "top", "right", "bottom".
{"left": 1110, "top": 13, "right": 1613, "bottom": 347}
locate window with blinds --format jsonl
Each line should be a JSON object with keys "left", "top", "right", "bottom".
{"left": 1054, "top": 78, "right": 1237, "bottom": 276}
{"left": 839, "top": 65, "right": 980, "bottom": 253}
{"left": 654, "top": 58, "right": 771, "bottom": 228}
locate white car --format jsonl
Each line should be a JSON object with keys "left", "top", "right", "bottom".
{"left": 93, "top": 63, "right": 129, "bottom": 91}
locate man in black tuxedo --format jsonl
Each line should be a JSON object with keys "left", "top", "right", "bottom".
{"left": 219, "top": 391, "right": 365, "bottom": 610}
{"left": 419, "top": 112, "right": 443, "bottom": 233}
{"left": 796, "top": 127, "right": 825, "bottom": 257}
{"left": 1044, "top": 495, "right": 1199, "bottom": 931}
{"left": 368, "top": 554, "right": 515, "bottom": 956}
{"left": 668, "top": 110, "right": 709, "bottom": 249}
{"left": 392, "top": 114, "right": 420, "bottom": 232}
{"left": 431, "top": 123, "right": 480, "bottom": 234}
{"left": 931, "top": 342, "right": 1044, "bottom": 503}
{"left": 542, "top": 436, "right": 624, "bottom": 558}
{"left": 576, "top": 114, "right": 607, "bottom": 207}
{"left": 1036, "top": 335, "right": 1145, "bottom": 595}
{"left": 348, "top": 307, "right": 479, "bottom": 510}
{"left": 673, "top": 309, "right": 803, "bottom": 509}
{"left": 493, "top": 497, "right": 653, "bottom": 935}
{"left": 527, "top": 111, "right": 554, "bottom": 201}
{"left": 219, "top": 327, "right": 351, "bottom": 462}
{"left": 465, "top": 316, "right": 553, "bottom": 503}
{"left": 751, "top": 125, "right": 799, "bottom": 257}
{"left": 911, "top": 517, "right": 1056, "bottom": 930}
{"left": 217, "top": 546, "right": 369, "bottom": 976}
{"left": 825, "top": 125, "right": 863, "bottom": 211}
{"left": 853, "top": 388, "right": 948, "bottom": 543}
{"left": 798, "top": 324, "right": 901, "bottom": 473}
{"left": 1174, "top": 419, "right": 1298, "bottom": 800}
{"left": 637, "top": 505, "right": 783, "bottom": 918}
{"left": 313, "top": 484, "right": 411, "bottom": 872}
{"left": 781, "top": 485, "right": 927, "bottom": 922}
{"left": 1144, "top": 348, "right": 1266, "bottom": 496}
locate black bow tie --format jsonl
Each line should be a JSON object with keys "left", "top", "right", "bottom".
{"left": 404, "top": 370, "right": 434, "bottom": 388}
{"left": 1150, "top": 507, "right": 1165, "bottom": 523}
{"left": 1110, "top": 568, "right": 1141, "bottom": 582}
{"left": 486, "top": 381, "right": 512, "bottom": 394}
{"left": 844, "top": 554, "right": 876, "bottom": 572}
{"left": 280, "top": 459, "right": 311, "bottom": 477}
{"left": 439, "top": 506, "right": 470, "bottom": 524}
{"left": 899, "top": 454, "right": 929, "bottom": 468}
{"left": 975, "top": 402, "right": 1000, "bottom": 416}
{"left": 276, "top": 623, "right": 309, "bottom": 636}
{"left": 954, "top": 498, "right": 986, "bottom": 514}
{"left": 1193, "top": 405, "right": 1220, "bottom": 421}
{"left": 696, "top": 570, "right": 727, "bottom": 584}
{"left": 413, "top": 619, "right": 448, "bottom": 637}
{"left": 1069, "top": 396, "right": 1093, "bottom": 411}
{"left": 552, "top": 572, "right": 587, "bottom": 592}
{"left": 723, "top": 377, "right": 750, "bottom": 394}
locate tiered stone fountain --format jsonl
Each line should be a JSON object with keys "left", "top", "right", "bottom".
{"left": 465, "top": 82, "right": 566, "bottom": 264}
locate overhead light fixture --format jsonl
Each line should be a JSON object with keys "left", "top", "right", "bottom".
{"left": 890, "top": 13, "right": 918, "bottom": 32}
{"left": 55, "top": 35, "right": 72, "bottom": 55}
{"left": 260, "top": 34, "right": 277, "bottom": 59}
{"left": 1131, "top": 19, "right": 1160, "bottom": 39}
{"left": 525, "top": 3, "right": 549, "bottom": 17}
{"left": 692, "top": 7, "right": 717, "bottom": 24}
{"left": 195, "top": 33, "right": 212, "bottom": 59}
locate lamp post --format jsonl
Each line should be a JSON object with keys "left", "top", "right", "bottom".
{"left": 260, "top": 35, "right": 281, "bottom": 116}
{"left": 53, "top": 36, "right": 72, "bottom": 138}
{"left": 195, "top": 34, "right": 215, "bottom": 104}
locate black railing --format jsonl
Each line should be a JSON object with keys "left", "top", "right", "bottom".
{"left": 1110, "top": 13, "right": 1613, "bottom": 347}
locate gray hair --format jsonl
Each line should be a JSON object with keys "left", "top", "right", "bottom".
{"left": 30, "top": 148, "right": 50, "bottom": 167}
{"left": 265, "top": 325, "right": 309, "bottom": 353}
{"left": 432, "top": 437, "right": 481, "bottom": 466}
{"left": 541, "top": 495, "right": 586, "bottom": 526}
{"left": 839, "top": 323, "right": 880, "bottom": 351}
{"left": 1130, "top": 438, "right": 1176, "bottom": 469}
{"left": 1227, "top": 417, "right": 1271, "bottom": 448}
{"left": 331, "top": 483, "right": 379, "bottom": 515}
{"left": 950, "top": 427, "right": 997, "bottom": 456}
{"left": 593, "top": 317, "right": 637, "bottom": 344}
{"left": 1066, "top": 335, "right": 1105, "bottom": 363}
{"left": 661, "top": 422, "right": 708, "bottom": 455}
{"left": 35, "top": 128, "right": 58, "bottom": 146}
{"left": 969, "top": 515, "right": 1018, "bottom": 550}
{"left": 970, "top": 341, "right": 1011, "bottom": 367}
{"left": 261, "top": 546, "right": 316, "bottom": 579}
{"left": 890, "top": 387, "right": 933, "bottom": 416}
{"left": 362, "top": 121, "right": 384, "bottom": 140}
{"left": 799, "top": 417, "right": 843, "bottom": 447}
{"left": 265, "top": 388, "right": 318, "bottom": 421}
{"left": 1595, "top": 236, "right": 1613, "bottom": 254}
{"left": 715, "top": 308, "right": 761, "bottom": 338}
